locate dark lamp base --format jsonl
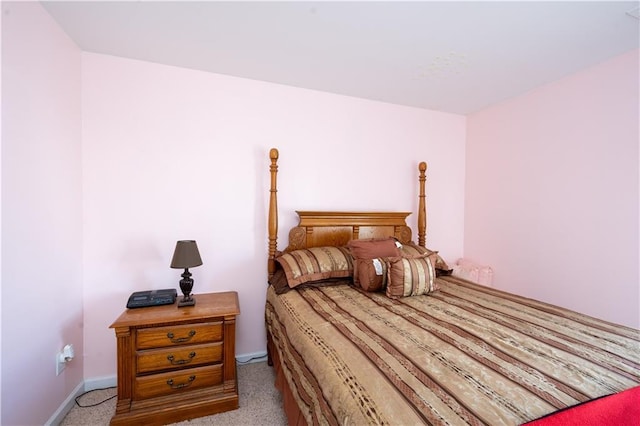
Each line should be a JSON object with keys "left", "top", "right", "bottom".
{"left": 178, "top": 268, "right": 196, "bottom": 307}
{"left": 178, "top": 297, "right": 196, "bottom": 307}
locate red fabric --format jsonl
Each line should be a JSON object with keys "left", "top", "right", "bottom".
{"left": 525, "top": 386, "right": 640, "bottom": 426}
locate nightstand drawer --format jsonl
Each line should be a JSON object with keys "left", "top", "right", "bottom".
{"left": 137, "top": 342, "right": 223, "bottom": 374}
{"left": 137, "top": 322, "right": 223, "bottom": 349}
{"left": 134, "top": 364, "right": 223, "bottom": 400}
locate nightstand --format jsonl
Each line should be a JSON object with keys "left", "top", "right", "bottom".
{"left": 109, "top": 291, "right": 240, "bottom": 426}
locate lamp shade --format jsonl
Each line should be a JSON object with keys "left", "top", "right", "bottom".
{"left": 170, "top": 240, "right": 203, "bottom": 269}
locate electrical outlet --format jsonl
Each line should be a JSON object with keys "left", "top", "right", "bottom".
{"left": 56, "top": 352, "right": 66, "bottom": 375}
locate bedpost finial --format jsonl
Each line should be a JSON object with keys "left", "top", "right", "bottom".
{"left": 270, "top": 148, "right": 279, "bottom": 160}
{"left": 419, "top": 161, "right": 427, "bottom": 172}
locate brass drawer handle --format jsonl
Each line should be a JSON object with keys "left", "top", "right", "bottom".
{"left": 166, "top": 330, "right": 196, "bottom": 343}
{"left": 166, "top": 375, "right": 196, "bottom": 389}
{"left": 167, "top": 351, "right": 196, "bottom": 365}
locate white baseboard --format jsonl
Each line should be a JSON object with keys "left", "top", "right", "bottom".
{"left": 47, "top": 351, "right": 267, "bottom": 424}
{"left": 84, "top": 374, "right": 118, "bottom": 391}
{"left": 235, "top": 350, "right": 268, "bottom": 364}
{"left": 45, "top": 381, "right": 84, "bottom": 426}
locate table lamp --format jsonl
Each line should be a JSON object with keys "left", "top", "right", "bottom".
{"left": 170, "top": 240, "right": 203, "bottom": 307}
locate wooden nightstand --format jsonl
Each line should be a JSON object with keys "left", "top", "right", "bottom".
{"left": 109, "top": 291, "right": 240, "bottom": 425}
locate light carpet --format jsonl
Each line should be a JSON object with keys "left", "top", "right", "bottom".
{"left": 61, "top": 361, "right": 286, "bottom": 425}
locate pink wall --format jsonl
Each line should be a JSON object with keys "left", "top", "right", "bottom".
{"left": 81, "top": 53, "right": 466, "bottom": 378}
{"left": 465, "top": 49, "right": 639, "bottom": 328}
{"left": 7, "top": 4, "right": 637, "bottom": 424}
{"left": 1, "top": 2, "right": 84, "bottom": 425}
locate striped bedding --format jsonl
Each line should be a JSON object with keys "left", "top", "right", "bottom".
{"left": 265, "top": 276, "right": 640, "bottom": 425}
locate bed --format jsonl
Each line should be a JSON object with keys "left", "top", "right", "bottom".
{"left": 264, "top": 148, "right": 640, "bottom": 425}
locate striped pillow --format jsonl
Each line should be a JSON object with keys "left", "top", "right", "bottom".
{"left": 386, "top": 254, "right": 439, "bottom": 298}
{"left": 399, "top": 243, "right": 452, "bottom": 275}
{"left": 276, "top": 247, "right": 353, "bottom": 288}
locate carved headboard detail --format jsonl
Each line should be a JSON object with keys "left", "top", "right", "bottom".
{"left": 286, "top": 211, "right": 413, "bottom": 252}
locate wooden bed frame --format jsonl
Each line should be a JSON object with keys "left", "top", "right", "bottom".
{"left": 265, "top": 147, "right": 430, "bottom": 425}
{"left": 263, "top": 148, "right": 640, "bottom": 426}
{"left": 267, "top": 147, "right": 428, "bottom": 278}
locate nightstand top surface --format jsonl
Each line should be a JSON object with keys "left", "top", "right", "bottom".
{"left": 110, "top": 291, "right": 240, "bottom": 329}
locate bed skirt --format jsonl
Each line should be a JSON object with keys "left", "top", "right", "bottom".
{"left": 268, "top": 330, "right": 308, "bottom": 426}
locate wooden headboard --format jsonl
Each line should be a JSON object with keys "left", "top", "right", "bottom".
{"left": 267, "top": 148, "right": 427, "bottom": 277}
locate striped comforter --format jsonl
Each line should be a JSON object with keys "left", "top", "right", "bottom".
{"left": 265, "top": 276, "right": 640, "bottom": 425}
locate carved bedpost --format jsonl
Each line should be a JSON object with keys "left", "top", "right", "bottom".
{"left": 268, "top": 148, "right": 279, "bottom": 277}
{"left": 418, "top": 161, "right": 427, "bottom": 247}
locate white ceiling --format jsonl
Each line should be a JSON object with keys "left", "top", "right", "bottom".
{"left": 41, "top": 1, "right": 640, "bottom": 115}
